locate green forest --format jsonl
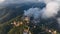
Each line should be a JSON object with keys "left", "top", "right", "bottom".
{"left": 0, "top": 15, "right": 60, "bottom": 34}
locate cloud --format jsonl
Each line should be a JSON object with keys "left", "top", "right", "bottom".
{"left": 0, "top": 0, "right": 5, "bottom": 3}
{"left": 44, "top": 0, "right": 60, "bottom": 3}
{"left": 24, "top": 1, "right": 60, "bottom": 19}
{"left": 24, "top": 8, "right": 42, "bottom": 19}
{"left": 42, "top": 1, "right": 60, "bottom": 18}
{"left": 24, "top": 8, "right": 43, "bottom": 23}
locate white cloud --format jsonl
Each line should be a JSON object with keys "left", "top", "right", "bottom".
{"left": 42, "top": 1, "right": 60, "bottom": 18}
{"left": 44, "top": 0, "right": 53, "bottom": 3}
{"left": 44, "top": 0, "right": 60, "bottom": 3}
{"left": 0, "top": 0, "right": 5, "bottom": 3}
{"left": 24, "top": 8, "right": 42, "bottom": 19}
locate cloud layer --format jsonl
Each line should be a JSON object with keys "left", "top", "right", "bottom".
{"left": 42, "top": 1, "right": 59, "bottom": 18}
{"left": 24, "top": 8, "right": 42, "bottom": 19}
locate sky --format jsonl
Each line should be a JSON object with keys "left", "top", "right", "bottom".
{"left": 0, "top": 0, "right": 59, "bottom": 5}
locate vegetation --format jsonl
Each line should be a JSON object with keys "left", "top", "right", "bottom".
{"left": 0, "top": 15, "right": 60, "bottom": 34}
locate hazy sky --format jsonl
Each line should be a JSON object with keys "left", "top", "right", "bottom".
{"left": 0, "top": 0, "right": 59, "bottom": 5}
{"left": 0, "top": 0, "right": 41, "bottom": 4}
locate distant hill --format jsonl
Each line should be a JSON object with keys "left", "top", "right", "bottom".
{"left": 0, "top": 2, "right": 46, "bottom": 23}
